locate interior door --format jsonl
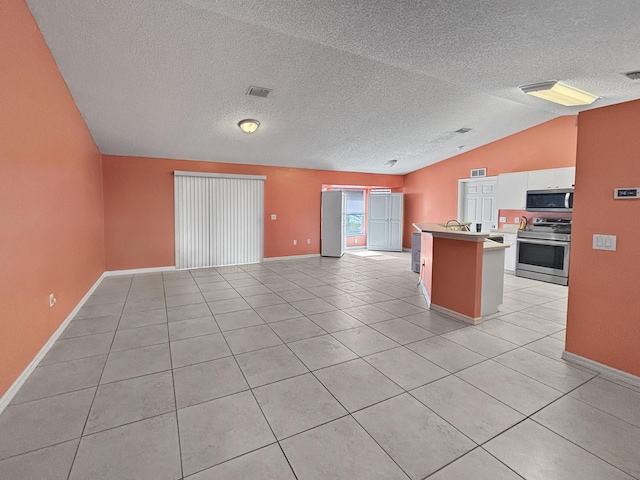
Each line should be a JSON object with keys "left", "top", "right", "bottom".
{"left": 321, "top": 191, "right": 346, "bottom": 257}
{"left": 388, "top": 194, "right": 403, "bottom": 251}
{"left": 462, "top": 180, "right": 497, "bottom": 232}
{"left": 367, "top": 194, "right": 389, "bottom": 250}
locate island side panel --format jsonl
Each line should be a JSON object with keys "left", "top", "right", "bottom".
{"left": 431, "top": 237, "right": 483, "bottom": 320}
{"left": 419, "top": 232, "right": 434, "bottom": 305}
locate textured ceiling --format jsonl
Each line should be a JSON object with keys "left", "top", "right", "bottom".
{"left": 26, "top": 0, "right": 640, "bottom": 174}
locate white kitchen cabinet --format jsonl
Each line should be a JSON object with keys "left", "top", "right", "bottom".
{"left": 554, "top": 167, "right": 576, "bottom": 188}
{"left": 527, "top": 167, "right": 575, "bottom": 190}
{"left": 503, "top": 233, "right": 517, "bottom": 273}
{"left": 367, "top": 193, "right": 403, "bottom": 251}
{"left": 497, "top": 172, "right": 528, "bottom": 209}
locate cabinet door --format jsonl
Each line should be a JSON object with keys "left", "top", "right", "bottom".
{"left": 497, "top": 172, "right": 528, "bottom": 209}
{"left": 554, "top": 167, "right": 575, "bottom": 188}
{"left": 527, "top": 169, "right": 555, "bottom": 190}
{"left": 503, "top": 233, "right": 517, "bottom": 273}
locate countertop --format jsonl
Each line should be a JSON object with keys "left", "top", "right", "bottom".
{"left": 483, "top": 239, "right": 510, "bottom": 250}
{"left": 413, "top": 223, "right": 488, "bottom": 242}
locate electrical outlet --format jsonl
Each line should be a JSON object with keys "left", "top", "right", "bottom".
{"left": 49, "top": 293, "right": 56, "bottom": 307}
{"left": 306, "top": 239, "right": 311, "bottom": 244}
{"left": 514, "top": 217, "right": 520, "bottom": 223}
{"left": 293, "top": 239, "right": 297, "bottom": 245}
{"left": 499, "top": 216, "right": 506, "bottom": 223}
{"left": 354, "top": 238, "right": 358, "bottom": 244}
{"left": 270, "top": 214, "right": 277, "bottom": 220}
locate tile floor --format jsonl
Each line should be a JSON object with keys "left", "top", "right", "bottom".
{"left": 1, "top": 251, "right": 640, "bottom": 479}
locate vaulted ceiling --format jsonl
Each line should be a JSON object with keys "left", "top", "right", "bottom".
{"left": 27, "top": 0, "right": 640, "bottom": 174}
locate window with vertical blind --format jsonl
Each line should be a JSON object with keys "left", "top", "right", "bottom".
{"left": 342, "top": 190, "right": 365, "bottom": 236}
{"left": 174, "top": 171, "right": 265, "bottom": 269}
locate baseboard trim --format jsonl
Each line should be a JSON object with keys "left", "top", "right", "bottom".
{"left": 0, "top": 272, "right": 107, "bottom": 414}
{"left": 430, "top": 303, "right": 483, "bottom": 325}
{"left": 104, "top": 266, "right": 176, "bottom": 276}
{"left": 264, "top": 254, "right": 321, "bottom": 261}
{"left": 561, "top": 351, "right": 640, "bottom": 388}
{"left": 418, "top": 280, "right": 431, "bottom": 308}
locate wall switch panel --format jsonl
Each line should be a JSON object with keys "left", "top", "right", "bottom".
{"left": 593, "top": 234, "right": 617, "bottom": 251}
{"left": 270, "top": 214, "right": 277, "bottom": 220}
{"left": 499, "top": 216, "right": 506, "bottom": 223}
{"left": 293, "top": 239, "right": 297, "bottom": 245}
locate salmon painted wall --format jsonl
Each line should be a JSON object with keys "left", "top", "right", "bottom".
{"left": 102, "top": 155, "right": 403, "bottom": 270}
{"left": 0, "top": 0, "right": 105, "bottom": 397}
{"left": 566, "top": 99, "right": 640, "bottom": 377}
{"left": 402, "top": 116, "right": 578, "bottom": 247}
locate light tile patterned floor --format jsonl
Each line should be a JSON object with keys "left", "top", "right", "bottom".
{"left": 1, "top": 251, "right": 640, "bottom": 479}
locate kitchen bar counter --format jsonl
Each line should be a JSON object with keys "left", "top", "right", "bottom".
{"left": 413, "top": 223, "right": 509, "bottom": 324}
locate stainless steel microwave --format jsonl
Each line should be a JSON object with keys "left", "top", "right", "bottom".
{"left": 526, "top": 188, "right": 574, "bottom": 212}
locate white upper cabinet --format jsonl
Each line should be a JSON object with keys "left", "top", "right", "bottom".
{"left": 527, "top": 167, "right": 575, "bottom": 190}
{"left": 497, "top": 172, "right": 528, "bottom": 209}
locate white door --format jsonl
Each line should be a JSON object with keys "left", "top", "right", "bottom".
{"left": 389, "top": 194, "right": 403, "bottom": 251}
{"left": 367, "top": 194, "right": 389, "bottom": 250}
{"left": 461, "top": 179, "right": 497, "bottom": 232}
{"left": 367, "top": 193, "right": 403, "bottom": 251}
{"left": 321, "top": 191, "right": 346, "bottom": 257}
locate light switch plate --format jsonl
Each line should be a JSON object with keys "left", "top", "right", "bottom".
{"left": 593, "top": 234, "right": 616, "bottom": 251}
{"left": 499, "top": 216, "right": 506, "bottom": 223}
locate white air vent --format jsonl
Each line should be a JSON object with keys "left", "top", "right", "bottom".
{"left": 246, "top": 86, "right": 272, "bottom": 98}
{"left": 470, "top": 168, "right": 487, "bottom": 178}
{"left": 623, "top": 71, "right": 640, "bottom": 80}
{"left": 370, "top": 189, "right": 392, "bottom": 194}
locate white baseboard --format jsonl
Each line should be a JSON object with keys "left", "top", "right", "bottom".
{"left": 430, "top": 303, "right": 483, "bottom": 325}
{"left": 418, "top": 280, "right": 431, "bottom": 308}
{"left": 104, "top": 266, "right": 176, "bottom": 276}
{"left": 0, "top": 272, "right": 107, "bottom": 414}
{"left": 562, "top": 351, "right": 640, "bottom": 389}
{"left": 264, "top": 254, "right": 321, "bottom": 261}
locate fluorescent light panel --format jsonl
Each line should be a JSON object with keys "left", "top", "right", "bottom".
{"left": 520, "top": 81, "right": 598, "bottom": 106}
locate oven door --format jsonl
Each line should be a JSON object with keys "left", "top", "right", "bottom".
{"left": 516, "top": 237, "right": 570, "bottom": 277}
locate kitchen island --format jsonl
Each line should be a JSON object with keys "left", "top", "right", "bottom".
{"left": 413, "top": 223, "right": 509, "bottom": 324}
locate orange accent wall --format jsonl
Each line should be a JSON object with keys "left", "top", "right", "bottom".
{"left": 402, "top": 116, "right": 578, "bottom": 247}
{"left": 103, "top": 156, "right": 403, "bottom": 270}
{"left": 566, "top": 99, "right": 640, "bottom": 377}
{"left": 0, "top": 0, "right": 105, "bottom": 397}
{"left": 431, "top": 238, "right": 483, "bottom": 318}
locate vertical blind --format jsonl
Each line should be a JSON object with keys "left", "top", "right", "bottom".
{"left": 174, "top": 171, "right": 265, "bottom": 269}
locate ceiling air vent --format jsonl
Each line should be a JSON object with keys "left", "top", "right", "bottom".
{"left": 455, "top": 127, "right": 472, "bottom": 134}
{"left": 246, "top": 86, "right": 272, "bottom": 98}
{"left": 470, "top": 168, "right": 487, "bottom": 178}
{"left": 623, "top": 71, "right": 640, "bottom": 80}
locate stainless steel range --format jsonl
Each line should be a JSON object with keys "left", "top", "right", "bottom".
{"left": 516, "top": 217, "right": 571, "bottom": 286}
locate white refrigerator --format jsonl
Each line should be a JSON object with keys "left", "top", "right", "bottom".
{"left": 321, "top": 191, "right": 346, "bottom": 257}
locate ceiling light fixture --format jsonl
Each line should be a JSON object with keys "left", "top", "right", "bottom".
{"left": 519, "top": 81, "right": 598, "bottom": 106}
{"left": 238, "top": 119, "right": 260, "bottom": 133}
{"left": 385, "top": 159, "right": 398, "bottom": 167}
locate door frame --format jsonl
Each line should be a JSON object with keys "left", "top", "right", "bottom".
{"left": 457, "top": 176, "right": 499, "bottom": 231}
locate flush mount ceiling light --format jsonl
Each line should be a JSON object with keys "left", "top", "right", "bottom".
{"left": 385, "top": 159, "right": 398, "bottom": 167}
{"left": 519, "top": 81, "right": 598, "bottom": 106}
{"left": 238, "top": 119, "right": 260, "bottom": 133}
